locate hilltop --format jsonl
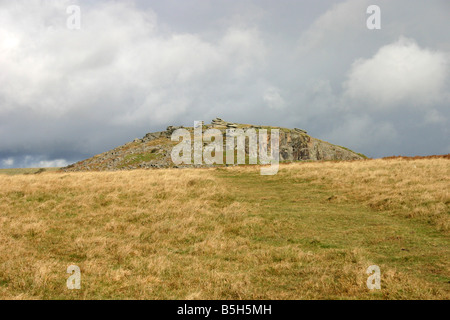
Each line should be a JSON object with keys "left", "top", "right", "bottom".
{"left": 64, "top": 118, "right": 366, "bottom": 171}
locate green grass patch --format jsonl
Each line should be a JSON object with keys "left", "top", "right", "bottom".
{"left": 0, "top": 167, "right": 61, "bottom": 175}
{"left": 118, "top": 152, "right": 163, "bottom": 168}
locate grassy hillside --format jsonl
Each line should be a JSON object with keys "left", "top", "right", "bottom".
{"left": 0, "top": 158, "right": 448, "bottom": 299}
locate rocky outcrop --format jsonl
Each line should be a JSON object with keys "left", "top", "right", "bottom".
{"left": 64, "top": 119, "right": 365, "bottom": 172}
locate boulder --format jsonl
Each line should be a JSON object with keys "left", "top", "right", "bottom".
{"left": 294, "top": 128, "right": 307, "bottom": 134}
{"left": 212, "top": 117, "right": 228, "bottom": 126}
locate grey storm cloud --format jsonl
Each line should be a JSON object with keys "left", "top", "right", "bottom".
{"left": 0, "top": 0, "right": 449, "bottom": 168}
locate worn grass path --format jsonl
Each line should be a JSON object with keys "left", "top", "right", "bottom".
{"left": 214, "top": 167, "right": 449, "bottom": 299}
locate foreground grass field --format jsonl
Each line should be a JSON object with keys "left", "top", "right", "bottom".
{"left": 0, "top": 158, "right": 448, "bottom": 299}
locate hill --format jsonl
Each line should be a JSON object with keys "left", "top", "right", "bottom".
{"left": 64, "top": 118, "right": 365, "bottom": 171}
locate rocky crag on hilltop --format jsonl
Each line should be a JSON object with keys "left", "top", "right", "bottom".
{"left": 64, "top": 118, "right": 366, "bottom": 172}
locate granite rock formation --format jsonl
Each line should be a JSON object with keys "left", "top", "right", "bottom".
{"left": 64, "top": 119, "right": 365, "bottom": 171}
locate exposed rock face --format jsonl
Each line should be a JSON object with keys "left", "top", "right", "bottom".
{"left": 64, "top": 119, "right": 365, "bottom": 172}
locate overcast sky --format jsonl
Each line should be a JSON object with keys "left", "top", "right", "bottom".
{"left": 1, "top": 0, "right": 449, "bottom": 168}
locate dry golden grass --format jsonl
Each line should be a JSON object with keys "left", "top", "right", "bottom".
{"left": 0, "top": 169, "right": 230, "bottom": 299}
{"left": 0, "top": 158, "right": 448, "bottom": 299}
{"left": 279, "top": 158, "right": 450, "bottom": 233}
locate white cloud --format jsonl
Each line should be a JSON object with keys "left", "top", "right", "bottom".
{"left": 20, "top": 156, "right": 69, "bottom": 168}
{"left": 343, "top": 37, "right": 449, "bottom": 110}
{"left": 0, "top": 155, "right": 69, "bottom": 169}
{"left": 0, "top": 1, "right": 266, "bottom": 125}
{"left": 32, "top": 159, "right": 69, "bottom": 168}
{"left": 2, "top": 157, "right": 14, "bottom": 166}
